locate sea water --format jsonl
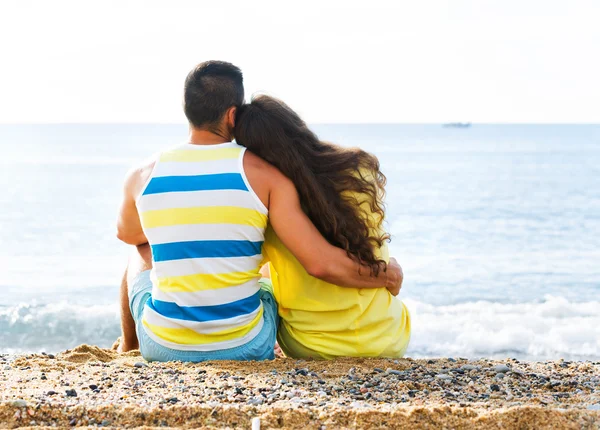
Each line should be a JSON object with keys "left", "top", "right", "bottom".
{"left": 1, "top": 124, "right": 599, "bottom": 360}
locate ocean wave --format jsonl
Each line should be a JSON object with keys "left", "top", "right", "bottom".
{"left": 405, "top": 295, "right": 600, "bottom": 360}
{"left": 2, "top": 296, "right": 599, "bottom": 360}
{"left": 0, "top": 302, "right": 120, "bottom": 354}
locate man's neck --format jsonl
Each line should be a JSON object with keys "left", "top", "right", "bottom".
{"left": 188, "top": 127, "right": 232, "bottom": 146}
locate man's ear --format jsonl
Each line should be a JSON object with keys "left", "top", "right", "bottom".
{"left": 226, "top": 106, "right": 237, "bottom": 129}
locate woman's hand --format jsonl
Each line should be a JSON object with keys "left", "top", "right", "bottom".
{"left": 385, "top": 257, "right": 404, "bottom": 296}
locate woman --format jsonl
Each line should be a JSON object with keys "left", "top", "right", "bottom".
{"left": 234, "top": 95, "right": 410, "bottom": 359}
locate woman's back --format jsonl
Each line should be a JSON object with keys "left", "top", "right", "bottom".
{"left": 264, "top": 191, "right": 411, "bottom": 359}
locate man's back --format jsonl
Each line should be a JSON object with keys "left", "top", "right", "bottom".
{"left": 136, "top": 141, "right": 269, "bottom": 351}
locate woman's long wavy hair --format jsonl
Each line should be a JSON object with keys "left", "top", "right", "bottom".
{"left": 234, "top": 95, "right": 390, "bottom": 275}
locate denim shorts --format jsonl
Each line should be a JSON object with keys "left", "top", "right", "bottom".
{"left": 129, "top": 270, "right": 278, "bottom": 362}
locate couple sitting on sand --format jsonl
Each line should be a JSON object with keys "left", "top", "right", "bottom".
{"left": 116, "top": 61, "right": 411, "bottom": 361}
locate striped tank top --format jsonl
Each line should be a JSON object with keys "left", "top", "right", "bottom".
{"left": 136, "top": 141, "right": 268, "bottom": 351}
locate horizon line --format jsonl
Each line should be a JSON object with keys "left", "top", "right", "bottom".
{"left": 1, "top": 122, "right": 599, "bottom": 126}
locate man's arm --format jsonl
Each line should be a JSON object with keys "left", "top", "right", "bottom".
{"left": 116, "top": 164, "right": 150, "bottom": 246}
{"left": 268, "top": 170, "right": 402, "bottom": 291}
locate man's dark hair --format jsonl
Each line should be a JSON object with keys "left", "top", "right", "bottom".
{"left": 183, "top": 61, "right": 244, "bottom": 129}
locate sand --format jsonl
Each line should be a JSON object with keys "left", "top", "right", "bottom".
{"left": 1, "top": 344, "right": 599, "bottom": 429}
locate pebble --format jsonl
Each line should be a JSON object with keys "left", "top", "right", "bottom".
{"left": 495, "top": 373, "right": 505, "bottom": 379}
{"left": 494, "top": 364, "right": 510, "bottom": 373}
{"left": 386, "top": 368, "right": 402, "bottom": 375}
{"left": 436, "top": 374, "right": 452, "bottom": 380}
{"left": 461, "top": 365, "right": 478, "bottom": 371}
{"left": 490, "top": 384, "right": 500, "bottom": 392}
{"left": 247, "top": 396, "right": 264, "bottom": 406}
{"left": 11, "top": 399, "right": 27, "bottom": 407}
{"left": 134, "top": 362, "right": 148, "bottom": 368}
{"left": 65, "top": 389, "right": 77, "bottom": 397}
{"left": 587, "top": 404, "right": 600, "bottom": 411}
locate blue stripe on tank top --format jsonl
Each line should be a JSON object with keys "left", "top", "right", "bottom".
{"left": 151, "top": 240, "right": 263, "bottom": 262}
{"left": 147, "top": 291, "right": 262, "bottom": 322}
{"left": 143, "top": 173, "right": 248, "bottom": 195}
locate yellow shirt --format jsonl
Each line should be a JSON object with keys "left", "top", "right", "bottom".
{"left": 263, "top": 190, "right": 411, "bottom": 359}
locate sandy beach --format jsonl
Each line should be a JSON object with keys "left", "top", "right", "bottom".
{"left": 0, "top": 345, "right": 598, "bottom": 429}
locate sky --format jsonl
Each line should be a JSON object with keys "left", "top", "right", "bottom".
{"left": 0, "top": 0, "right": 598, "bottom": 123}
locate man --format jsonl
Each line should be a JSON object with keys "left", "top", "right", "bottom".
{"left": 116, "top": 60, "right": 403, "bottom": 361}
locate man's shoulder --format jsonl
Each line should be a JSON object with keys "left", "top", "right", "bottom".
{"left": 244, "top": 150, "right": 278, "bottom": 176}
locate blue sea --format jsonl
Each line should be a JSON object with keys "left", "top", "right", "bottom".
{"left": 1, "top": 124, "right": 599, "bottom": 360}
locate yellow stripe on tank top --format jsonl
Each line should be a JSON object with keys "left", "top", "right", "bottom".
{"left": 140, "top": 206, "right": 268, "bottom": 229}
{"left": 142, "top": 306, "right": 264, "bottom": 345}
{"left": 159, "top": 148, "right": 241, "bottom": 163}
{"left": 156, "top": 271, "right": 259, "bottom": 292}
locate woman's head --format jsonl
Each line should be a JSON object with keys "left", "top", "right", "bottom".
{"left": 235, "top": 95, "right": 389, "bottom": 274}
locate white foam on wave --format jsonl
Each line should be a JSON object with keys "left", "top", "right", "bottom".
{"left": 0, "top": 302, "right": 120, "bottom": 354}
{"left": 405, "top": 295, "right": 600, "bottom": 360}
{"left": 2, "top": 296, "right": 599, "bottom": 360}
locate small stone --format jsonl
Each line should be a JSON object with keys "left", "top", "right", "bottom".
{"left": 373, "top": 368, "right": 385, "bottom": 373}
{"left": 65, "top": 389, "right": 77, "bottom": 397}
{"left": 101, "top": 419, "right": 111, "bottom": 427}
{"left": 461, "top": 365, "right": 478, "bottom": 371}
{"left": 436, "top": 374, "right": 452, "bottom": 380}
{"left": 69, "top": 419, "right": 77, "bottom": 426}
{"left": 4, "top": 365, "right": 11, "bottom": 370}
{"left": 386, "top": 368, "right": 402, "bottom": 375}
{"left": 495, "top": 373, "right": 505, "bottom": 379}
{"left": 12, "top": 399, "right": 27, "bottom": 407}
{"left": 47, "top": 354, "right": 55, "bottom": 359}
{"left": 167, "top": 397, "right": 178, "bottom": 404}
{"left": 40, "top": 374, "right": 47, "bottom": 380}
{"left": 448, "top": 358, "right": 456, "bottom": 362}
{"left": 247, "top": 396, "right": 264, "bottom": 406}
{"left": 494, "top": 364, "right": 510, "bottom": 373}
{"left": 587, "top": 404, "right": 600, "bottom": 411}
{"left": 490, "top": 384, "right": 500, "bottom": 392}
{"left": 134, "top": 362, "right": 148, "bottom": 368}
{"left": 89, "top": 384, "right": 98, "bottom": 390}
{"left": 47, "top": 391, "right": 58, "bottom": 396}
{"left": 317, "top": 391, "right": 328, "bottom": 397}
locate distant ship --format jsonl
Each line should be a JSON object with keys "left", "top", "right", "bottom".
{"left": 443, "top": 122, "right": 471, "bottom": 128}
